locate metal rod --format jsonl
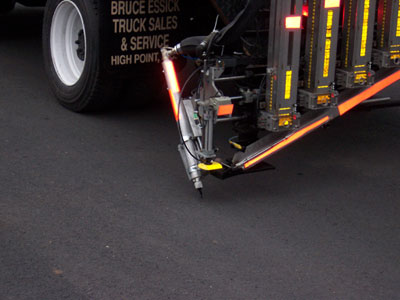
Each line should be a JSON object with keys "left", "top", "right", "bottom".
{"left": 214, "top": 73, "right": 266, "bottom": 82}
{"left": 361, "top": 97, "right": 391, "bottom": 104}
{"left": 229, "top": 96, "right": 244, "bottom": 100}
{"left": 217, "top": 116, "right": 247, "bottom": 123}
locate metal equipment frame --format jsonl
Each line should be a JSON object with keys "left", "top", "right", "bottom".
{"left": 161, "top": 0, "right": 400, "bottom": 192}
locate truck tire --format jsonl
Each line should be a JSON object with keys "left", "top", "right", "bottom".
{"left": 0, "top": 0, "right": 15, "bottom": 13}
{"left": 43, "top": 0, "right": 120, "bottom": 112}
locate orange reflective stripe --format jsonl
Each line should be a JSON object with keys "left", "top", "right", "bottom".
{"left": 338, "top": 70, "right": 400, "bottom": 115}
{"left": 244, "top": 116, "right": 330, "bottom": 169}
{"left": 168, "top": 90, "right": 179, "bottom": 121}
{"left": 163, "top": 60, "right": 180, "bottom": 121}
{"left": 164, "top": 60, "right": 180, "bottom": 93}
{"left": 217, "top": 104, "right": 234, "bottom": 116}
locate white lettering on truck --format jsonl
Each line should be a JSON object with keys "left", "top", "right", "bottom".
{"left": 111, "top": 0, "right": 179, "bottom": 16}
{"left": 111, "top": 0, "right": 146, "bottom": 15}
{"left": 113, "top": 18, "right": 147, "bottom": 33}
{"left": 130, "top": 34, "right": 169, "bottom": 51}
{"left": 110, "top": 0, "right": 180, "bottom": 65}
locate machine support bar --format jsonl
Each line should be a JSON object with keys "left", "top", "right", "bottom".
{"left": 237, "top": 69, "right": 400, "bottom": 170}
{"left": 243, "top": 116, "right": 330, "bottom": 169}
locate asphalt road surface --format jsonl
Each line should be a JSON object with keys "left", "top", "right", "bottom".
{"left": 1, "top": 6, "right": 400, "bottom": 300}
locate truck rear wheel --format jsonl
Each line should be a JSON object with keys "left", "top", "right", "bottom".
{"left": 43, "top": 0, "right": 120, "bottom": 112}
{"left": 0, "top": 0, "right": 15, "bottom": 13}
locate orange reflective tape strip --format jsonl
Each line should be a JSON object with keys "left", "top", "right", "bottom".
{"left": 168, "top": 90, "right": 179, "bottom": 121}
{"left": 164, "top": 61, "right": 180, "bottom": 93}
{"left": 218, "top": 104, "right": 234, "bottom": 116}
{"left": 244, "top": 116, "right": 330, "bottom": 169}
{"left": 338, "top": 70, "right": 400, "bottom": 115}
{"left": 164, "top": 60, "right": 180, "bottom": 121}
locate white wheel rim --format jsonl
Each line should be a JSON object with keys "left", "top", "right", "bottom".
{"left": 50, "top": 0, "right": 86, "bottom": 86}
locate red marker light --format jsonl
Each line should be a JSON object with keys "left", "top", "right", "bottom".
{"left": 285, "top": 16, "right": 302, "bottom": 29}
{"left": 325, "top": 0, "right": 340, "bottom": 8}
{"left": 302, "top": 6, "right": 309, "bottom": 17}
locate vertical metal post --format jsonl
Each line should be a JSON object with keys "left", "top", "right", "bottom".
{"left": 259, "top": 0, "right": 303, "bottom": 132}
{"left": 373, "top": 0, "right": 400, "bottom": 67}
{"left": 298, "top": 0, "right": 341, "bottom": 109}
{"left": 337, "top": 0, "right": 377, "bottom": 88}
